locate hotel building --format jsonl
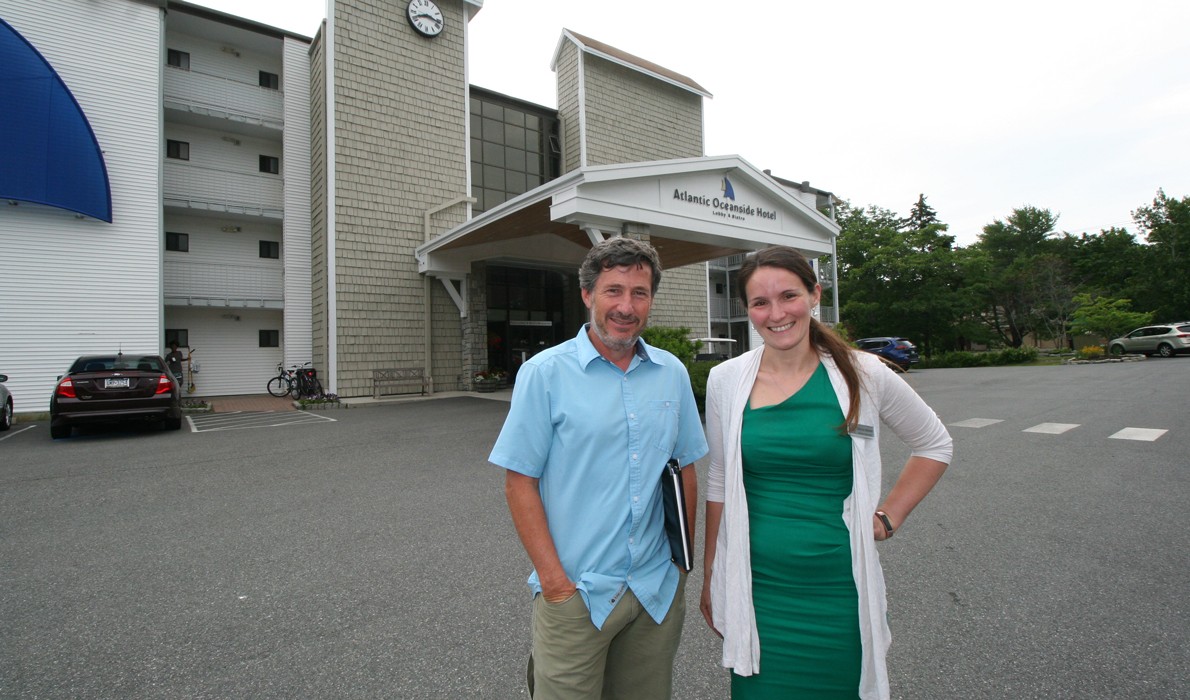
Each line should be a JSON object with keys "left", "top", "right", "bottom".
{"left": 0, "top": 0, "right": 839, "bottom": 411}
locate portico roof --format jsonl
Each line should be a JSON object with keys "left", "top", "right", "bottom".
{"left": 416, "top": 154, "right": 840, "bottom": 277}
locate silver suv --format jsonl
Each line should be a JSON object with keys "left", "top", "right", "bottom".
{"left": 1108, "top": 323, "right": 1190, "bottom": 358}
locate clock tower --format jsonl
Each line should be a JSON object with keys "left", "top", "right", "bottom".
{"left": 311, "top": 0, "right": 482, "bottom": 396}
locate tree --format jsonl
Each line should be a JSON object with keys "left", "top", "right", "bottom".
{"left": 1070, "top": 294, "right": 1153, "bottom": 342}
{"left": 900, "top": 194, "right": 942, "bottom": 233}
{"left": 1131, "top": 190, "right": 1190, "bottom": 320}
{"left": 972, "top": 206, "right": 1060, "bottom": 347}
{"left": 834, "top": 200, "right": 965, "bottom": 354}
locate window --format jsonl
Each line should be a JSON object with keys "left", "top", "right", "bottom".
{"left": 259, "top": 71, "right": 279, "bottom": 89}
{"left": 259, "top": 155, "right": 279, "bottom": 174}
{"left": 166, "top": 140, "right": 189, "bottom": 160}
{"left": 469, "top": 88, "right": 561, "bottom": 214}
{"left": 166, "top": 231, "right": 189, "bottom": 252}
{"left": 165, "top": 329, "right": 189, "bottom": 348}
{"left": 259, "top": 330, "right": 280, "bottom": 348}
{"left": 259, "top": 240, "right": 280, "bottom": 259}
{"left": 167, "top": 49, "right": 190, "bottom": 70}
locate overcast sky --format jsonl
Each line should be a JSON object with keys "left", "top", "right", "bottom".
{"left": 189, "top": 0, "right": 1190, "bottom": 247}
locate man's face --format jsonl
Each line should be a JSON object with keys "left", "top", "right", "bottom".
{"left": 581, "top": 263, "right": 654, "bottom": 354}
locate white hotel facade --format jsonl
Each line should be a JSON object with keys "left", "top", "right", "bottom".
{"left": 0, "top": 0, "right": 839, "bottom": 414}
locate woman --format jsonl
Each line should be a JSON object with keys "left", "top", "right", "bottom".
{"left": 700, "top": 246, "right": 952, "bottom": 699}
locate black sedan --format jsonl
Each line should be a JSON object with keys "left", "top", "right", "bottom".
{"left": 50, "top": 354, "right": 183, "bottom": 439}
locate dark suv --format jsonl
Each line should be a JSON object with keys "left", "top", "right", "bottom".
{"left": 855, "top": 337, "right": 921, "bottom": 370}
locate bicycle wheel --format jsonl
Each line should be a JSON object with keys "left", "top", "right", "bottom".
{"left": 311, "top": 378, "right": 325, "bottom": 398}
{"left": 267, "top": 376, "right": 291, "bottom": 397}
{"left": 290, "top": 377, "right": 302, "bottom": 399}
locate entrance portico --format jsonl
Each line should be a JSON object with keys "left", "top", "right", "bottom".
{"left": 415, "top": 154, "right": 841, "bottom": 386}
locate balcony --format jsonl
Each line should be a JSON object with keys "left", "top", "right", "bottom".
{"left": 710, "top": 297, "right": 747, "bottom": 321}
{"left": 164, "top": 161, "right": 283, "bottom": 218}
{"left": 164, "top": 66, "right": 283, "bottom": 132}
{"left": 165, "top": 259, "right": 283, "bottom": 309}
{"left": 708, "top": 254, "right": 747, "bottom": 270}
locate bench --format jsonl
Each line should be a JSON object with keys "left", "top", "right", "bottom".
{"left": 372, "top": 367, "right": 432, "bottom": 399}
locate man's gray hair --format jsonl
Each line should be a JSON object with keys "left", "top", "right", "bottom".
{"left": 577, "top": 237, "right": 663, "bottom": 294}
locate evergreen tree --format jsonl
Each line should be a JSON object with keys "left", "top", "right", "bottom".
{"left": 900, "top": 194, "right": 942, "bottom": 232}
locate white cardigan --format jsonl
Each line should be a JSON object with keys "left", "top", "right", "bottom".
{"left": 705, "top": 347, "right": 953, "bottom": 699}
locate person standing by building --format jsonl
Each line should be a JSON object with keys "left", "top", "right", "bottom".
{"left": 490, "top": 236, "right": 709, "bottom": 699}
{"left": 700, "top": 246, "right": 952, "bottom": 699}
{"left": 164, "top": 341, "right": 187, "bottom": 387}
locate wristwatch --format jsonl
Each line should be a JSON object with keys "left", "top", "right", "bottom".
{"left": 875, "top": 510, "right": 894, "bottom": 538}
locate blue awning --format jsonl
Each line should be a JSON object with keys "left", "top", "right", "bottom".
{"left": 0, "top": 18, "right": 113, "bottom": 222}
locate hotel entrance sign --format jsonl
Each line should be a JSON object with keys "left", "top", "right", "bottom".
{"left": 663, "top": 173, "right": 782, "bottom": 231}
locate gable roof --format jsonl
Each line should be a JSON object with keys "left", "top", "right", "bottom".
{"left": 416, "top": 155, "right": 837, "bottom": 277}
{"left": 551, "top": 29, "right": 711, "bottom": 98}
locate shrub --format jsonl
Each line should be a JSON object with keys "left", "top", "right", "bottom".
{"left": 918, "top": 346, "right": 1037, "bottom": 369}
{"left": 1077, "top": 345, "right": 1104, "bottom": 360}
{"left": 687, "top": 360, "right": 718, "bottom": 413}
{"left": 642, "top": 326, "right": 699, "bottom": 366}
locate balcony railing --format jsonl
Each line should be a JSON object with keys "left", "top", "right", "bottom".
{"left": 710, "top": 297, "right": 747, "bottom": 320}
{"left": 164, "top": 66, "right": 283, "bottom": 129}
{"left": 164, "top": 161, "right": 283, "bottom": 217}
{"left": 165, "top": 259, "right": 283, "bottom": 306}
{"left": 708, "top": 253, "right": 748, "bottom": 270}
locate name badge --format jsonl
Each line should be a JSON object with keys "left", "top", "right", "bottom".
{"left": 851, "top": 423, "right": 875, "bottom": 439}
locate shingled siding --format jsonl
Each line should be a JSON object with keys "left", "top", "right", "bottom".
{"left": 650, "top": 265, "right": 709, "bottom": 336}
{"left": 329, "top": 0, "right": 469, "bottom": 397}
{"left": 573, "top": 50, "right": 707, "bottom": 337}
{"left": 555, "top": 41, "right": 582, "bottom": 173}
{"left": 581, "top": 53, "right": 703, "bottom": 166}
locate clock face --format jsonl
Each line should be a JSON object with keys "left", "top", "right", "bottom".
{"left": 407, "top": 0, "right": 444, "bottom": 37}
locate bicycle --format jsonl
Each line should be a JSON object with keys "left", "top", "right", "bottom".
{"left": 291, "top": 364, "right": 324, "bottom": 399}
{"left": 266, "top": 363, "right": 295, "bottom": 397}
{"left": 266, "top": 362, "right": 324, "bottom": 399}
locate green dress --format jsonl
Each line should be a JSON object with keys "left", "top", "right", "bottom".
{"left": 731, "top": 362, "right": 861, "bottom": 699}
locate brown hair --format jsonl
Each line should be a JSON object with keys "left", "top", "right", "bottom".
{"left": 578, "top": 236, "right": 663, "bottom": 295}
{"left": 737, "top": 246, "right": 863, "bottom": 434}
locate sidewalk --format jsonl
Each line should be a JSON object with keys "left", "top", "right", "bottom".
{"left": 204, "top": 388, "right": 513, "bottom": 413}
{"left": 205, "top": 394, "right": 297, "bottom": 413}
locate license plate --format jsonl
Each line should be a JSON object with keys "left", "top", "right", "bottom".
{"left": 105, "top": 377, "right": 130, "bottom": 389}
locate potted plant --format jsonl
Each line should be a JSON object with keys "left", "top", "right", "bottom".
{"left": 473, "top": 368, "right": 507, "bottom": 392}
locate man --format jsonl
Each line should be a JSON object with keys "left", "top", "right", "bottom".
{"left": 164, "top": 341, "right": 187, "bottom": 387}
{"left": 489, "top": 237, "right": 708, "bottom": 699}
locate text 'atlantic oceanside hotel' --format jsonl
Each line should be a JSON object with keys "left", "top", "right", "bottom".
{"left": 0, "top": 0, "right": 841, "bottom": 409}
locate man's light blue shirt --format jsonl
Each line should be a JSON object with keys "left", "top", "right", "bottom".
{"left": 489, "top": 325, "right": 709, "bottom": 629}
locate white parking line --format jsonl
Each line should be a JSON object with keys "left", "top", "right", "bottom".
{"left": 188, "top": 410, "right": 337, "bottom": 433}
{"left": 1109, "top": 427, "right": 1167, "bottom": 442}
{"left": 1023, "top": 423, "right": 1080, "bottom": 434}
{"left": 949, "top": 418, "right": 1004, "bottom": 428}
{"left": 0, "top": 424, "right": 37, "bottom": 441}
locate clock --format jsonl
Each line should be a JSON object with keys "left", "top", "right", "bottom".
{"left": 407, "top": 0, "right": 444, "bottom": 37}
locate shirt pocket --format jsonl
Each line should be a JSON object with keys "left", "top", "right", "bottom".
{"left": 646, "top": 398, "right": 681, "bottom": 453}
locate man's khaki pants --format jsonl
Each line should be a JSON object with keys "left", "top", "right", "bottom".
{"left": 527, "top": 574, "right": 686, "bottom": 700}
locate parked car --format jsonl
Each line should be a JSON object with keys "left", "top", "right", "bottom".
{"left": 49, "top": 354, "right": 183, "bottom": 439}
{"left": 855, "top": 337, "right": 921, "bottom": 370}
{"left": 1108, "top": 323, "right": 1190, "bottom": 358}
{"left": 0, "top": 373, "right": 12, "bottom": 431}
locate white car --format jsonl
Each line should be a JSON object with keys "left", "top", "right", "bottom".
{"left": 0, "top": 373, "right": 12, "bottom": 431}
{"left": 1108, "top": 323, "right": 1190, "bottom": 358}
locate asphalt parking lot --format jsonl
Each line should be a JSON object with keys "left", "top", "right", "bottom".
{"left": 2, "top": 360, "right": 1187, "bottom": 699}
